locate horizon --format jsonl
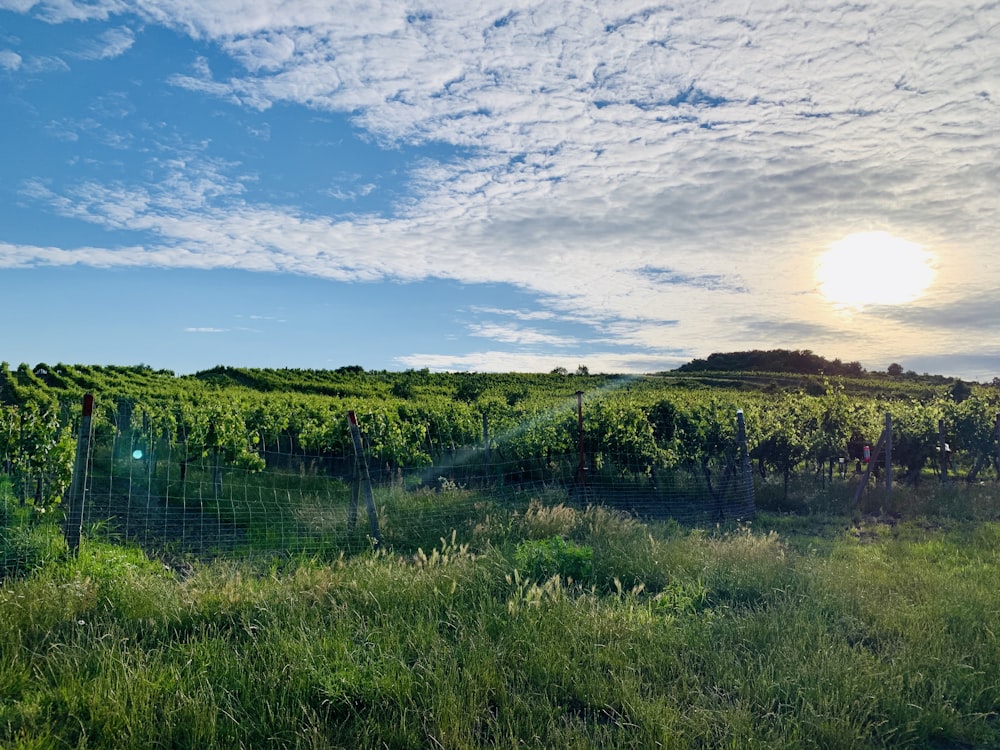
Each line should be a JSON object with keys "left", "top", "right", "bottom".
{"left": 5, "top": 351, "right": 986, "bottom": 384}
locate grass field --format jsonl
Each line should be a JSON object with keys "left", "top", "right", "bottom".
{"left": 1, "top": 488, "right": 999, "bottom": 749}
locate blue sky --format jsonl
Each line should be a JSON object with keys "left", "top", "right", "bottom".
{"left": 1, "top": 1, "right": 998, "bottom": 380}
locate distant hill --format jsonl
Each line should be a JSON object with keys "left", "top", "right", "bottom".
{"left": 674, "top": 349, "right": 865, "bottom": 377}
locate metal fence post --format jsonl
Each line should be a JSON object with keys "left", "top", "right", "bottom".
{"left": 64, "top": 393, "right": 94, "bottom": 554}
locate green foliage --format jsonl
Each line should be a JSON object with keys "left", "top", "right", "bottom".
{"left": 676, "top": 348, "right": 866, "bottom": 377}
{"left": 513, "top": 535, "right": 594, "bottom": 582}
{"left": 653, "top": 577, "right": 708, "bottom": 615}
{"left": 1, "top": 359, "right": 998, "bottom": 533}
{"left": 0, "top": 401, "right": 76, "bottom": 507}
{"left": 0, "top": 482, "right": 67, "bottom": 579}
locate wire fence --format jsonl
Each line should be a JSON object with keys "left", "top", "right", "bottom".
{"left": 5, "top": 397, "right": 1000, "bottom": 575}
{"left": 1, "top": 404, "right": 757, "bottom": 569}
{"left": 72, "top": 442, "right": 755, "bottom": 559}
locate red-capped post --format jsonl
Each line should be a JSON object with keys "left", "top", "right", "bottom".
{"left": 852, "top": 413, "right": 892, "bottom": 510}
{"left": 64, "top": 393, "right": 95, "bottom": 554}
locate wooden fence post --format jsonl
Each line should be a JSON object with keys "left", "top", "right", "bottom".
{"left": 64, "top": 393, "right": 94, "bottom": 554}
{"left": 347, "top": 411, "right": 382, "bottom": 548}
{"left": 853, "top": 418, "right": 890, "bottom": 510}
{"left": 995, "top": 413, "right": 1000, "bottom": 481}
{"left": 735, "top": 409, "right": 756, "bottom": 519}
{"left": 573, "top": 391, "right": 587, "bottom": 507}
{"left": 938, "top": 418, "right": 949, "bottom": 483}
{"left": 884, "top": 412, "right": 893, "bottom": 494}
{"left": 347, "top": 462, "right": 360, "bottom": 533}
{"left": 482, "top": 412, "right": 490, "bottom": 481}
{"left": 576, "top": 391, "right": 585, "bottom": 488}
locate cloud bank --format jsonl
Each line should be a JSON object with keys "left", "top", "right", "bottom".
{"left": 2, "top": 0, "right": 999, "bottom": 377}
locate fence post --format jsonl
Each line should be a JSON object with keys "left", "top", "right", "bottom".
{"left": 482, "top": 412, "right": 490, "bottom": 481}
{"left": 64, "top": 393, "right": 94, "bottom": 555}
{"left": 574, "top": 391, "right": 587, "bottom": 506}
{"left": 347, "top": 411, "right": 382, "bottom": 548}
{"left": 853, "top": 421, "right": 889, "bottom": 510}
{"left": 735, "top": 410, "right": 756, "bottom": 518}
{"left": 884, "top": 412, "right": 893, "bottom": 494}
{"left": 347, "top": 462, "right": 360, "bottom": 532}
{"left": 994, "top": 413, "right": 1000, "bottom": 481}
{"left": 938, "top": 418, "right": 949, "bottom": 483}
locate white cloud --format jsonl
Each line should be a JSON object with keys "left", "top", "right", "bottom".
{"left": 4, "top": 0, "right": 999, "bottom": 373}
{"left": 222, "top": 30, "right": 295, "bottom": 73}
{"left": 0, "top": 240, "right": 156, "bottom": 267}
{"left": 467, "top": 323, "right": 577, "bottom": 347}
{"left": 77, "top": 26, "right": 134, "bottom": 59}
{"left": 184, "top": 327, "right": 228, "bottom": 333}
{"left": 0, "top": 0, "right": 125, "bottom": 22}
{"left": 0, "top": 49, "right": 22, "bottom": 70}
{"left": 469, "top": 307, "right": 557, "bottom": 322}
{"left": 0, "top": 0, "right": 44, "bottom": 13}
{"left": 323, "top": 172, "right": 377, "bottom": 202}
{"left": 19, "top": 54, "right": 69, "bottom": 73}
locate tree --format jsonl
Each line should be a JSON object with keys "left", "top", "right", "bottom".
{"left": 887, "top": 363, "right": 904, "bottom": 377}
{"left": 949, "top": 380, "right": 973, "bottom": 403}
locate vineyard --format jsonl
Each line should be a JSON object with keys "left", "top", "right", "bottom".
{"left": 4, "top": 361, "right": 1000, "bottom": 748}
{"left": 2, "top": 361, "right": 1000, "bottom": 568}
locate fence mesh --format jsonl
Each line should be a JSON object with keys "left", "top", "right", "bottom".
{"left": 6, "top": 396, "right": 997, "bottom": 573}
{"left": 80, "top": 444, "right": 754, "bottom": 557}
{"left": 1, "top": 407, "right": 757, "bottom": 568}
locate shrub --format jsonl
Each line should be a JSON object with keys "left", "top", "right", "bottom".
{"left": 513, "top": 535, "right": 593, "bottom": 582}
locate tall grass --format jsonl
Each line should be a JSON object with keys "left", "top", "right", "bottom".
{"left": 1, "top": 493, "right": 998, "bottom": 748}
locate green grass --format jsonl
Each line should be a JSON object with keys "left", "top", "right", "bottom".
{"left": 1, "top": 493, "right": 999, "bottom": 748}
{"left": 0, "top": 480, "right": 67, "bottom": 581}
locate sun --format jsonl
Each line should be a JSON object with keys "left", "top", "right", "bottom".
{"left": 815, "top": 231, "right": 934, "bottom": 309}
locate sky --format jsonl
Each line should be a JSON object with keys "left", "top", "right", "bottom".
{"left": 1, "top": 1, "right": 998, "bottom": 380}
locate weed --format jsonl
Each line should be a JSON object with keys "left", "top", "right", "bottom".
{"left": 515, "top": 498, "right": 579, "bottom": 539}
{"left": 513, "top": 535, "right": 594, "bottom": 582}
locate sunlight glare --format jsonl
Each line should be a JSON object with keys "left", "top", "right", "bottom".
{"left": 816, "top": 231, "right": 934, "bottom": 309}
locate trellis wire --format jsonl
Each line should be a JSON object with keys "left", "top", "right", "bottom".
{"left": 3, "top": 396, "right": 999, "bottom": 572}
{"left": 65, "top": 435, "right": 754, "bottom": 561}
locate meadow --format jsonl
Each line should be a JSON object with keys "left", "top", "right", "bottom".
{"left": 2, "top": 487, "right": 999, "bottom": 749}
